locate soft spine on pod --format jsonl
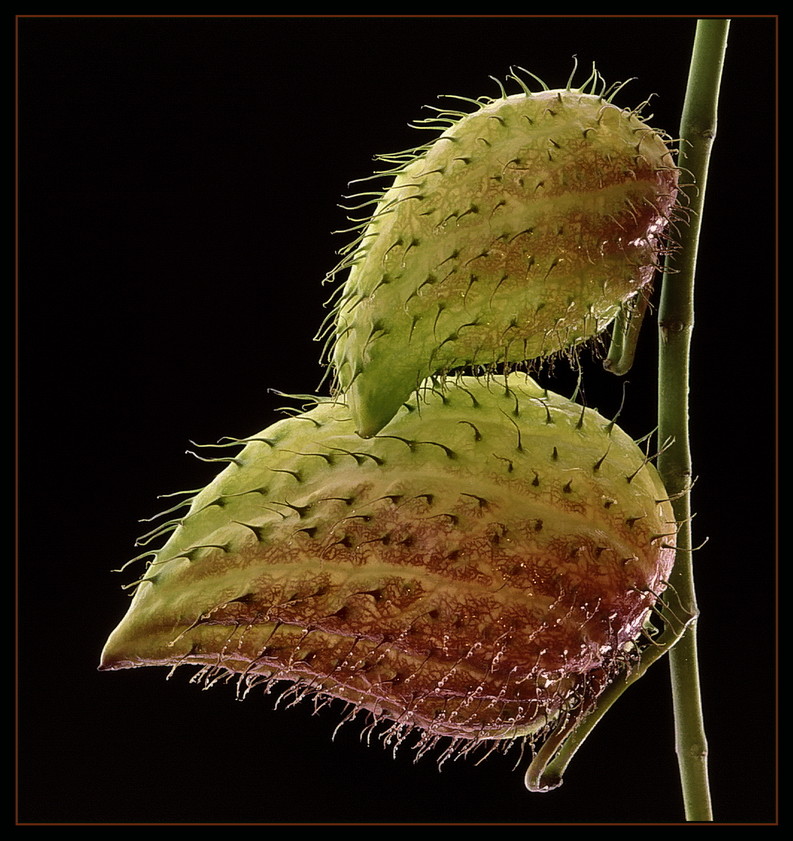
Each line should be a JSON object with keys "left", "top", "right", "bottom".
{"left": 324, "top": 73, "right": 679, "bottom": 437}
{"left": 101, "top": 374, "right": 676, "bottom": 760}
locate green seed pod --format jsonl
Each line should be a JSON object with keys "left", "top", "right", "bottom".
{"left": 326, "top": 75, "right": 678, "bottom": 437}
{"left": 101, "top": 374, "right": 675, "bottom": 758}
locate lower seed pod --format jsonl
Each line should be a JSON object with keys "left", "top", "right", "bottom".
{"left": 101, "top": 374, "right": 675, "bottom": 757}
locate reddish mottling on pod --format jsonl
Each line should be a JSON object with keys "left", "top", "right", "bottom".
{"left": 323, "top": 73, "right": 679, "bottom": 437}
{"left": 101, "top": 375, "right": 676, "bottom": 760}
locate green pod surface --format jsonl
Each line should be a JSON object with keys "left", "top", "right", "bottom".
{"left": 328, "top": 85, "right": 678, "bottom": 437}
{"left": 101, "top": 374, "right": 675, "bottom": 757}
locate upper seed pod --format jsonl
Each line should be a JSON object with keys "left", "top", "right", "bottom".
{"left": 101, "top": 374, "right": 675, "bottom": 761}
{"left": 325, "top": 75, "right": 679, "bottom": 437}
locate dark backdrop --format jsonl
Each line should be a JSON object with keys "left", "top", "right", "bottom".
{"left": 17, "top": 15, "right": 777, "bottom": 825}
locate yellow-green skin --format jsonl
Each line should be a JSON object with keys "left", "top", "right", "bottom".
{"left": 331, "top": 89, "right": 678, "bottom": 437}
{"left": 101, "top": 374, "right": 675, "bottom": 747}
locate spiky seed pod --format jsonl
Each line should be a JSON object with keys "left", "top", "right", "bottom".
{"left": 101, "top": 374, "right": 675, "bottom": 759}
{"left": 326, "top": 79, "right": 679, "bottom": 437}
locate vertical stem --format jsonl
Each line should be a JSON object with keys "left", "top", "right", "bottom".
{"left": 658, "top": 18, "right": 729, "bottom": 822}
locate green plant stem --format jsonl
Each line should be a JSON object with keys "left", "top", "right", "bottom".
{"left": 604, "top": 293, "right": 650, "bottom": 375}
{"left": 525, "top": 603, "right": 694, "bottom": 793}
{"left": 658, "top": 18, "right": 729, "bottom": 823}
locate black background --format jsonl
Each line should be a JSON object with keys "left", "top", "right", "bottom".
{"left": 17, "top": 15, "right": 777, "bottom": 825}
